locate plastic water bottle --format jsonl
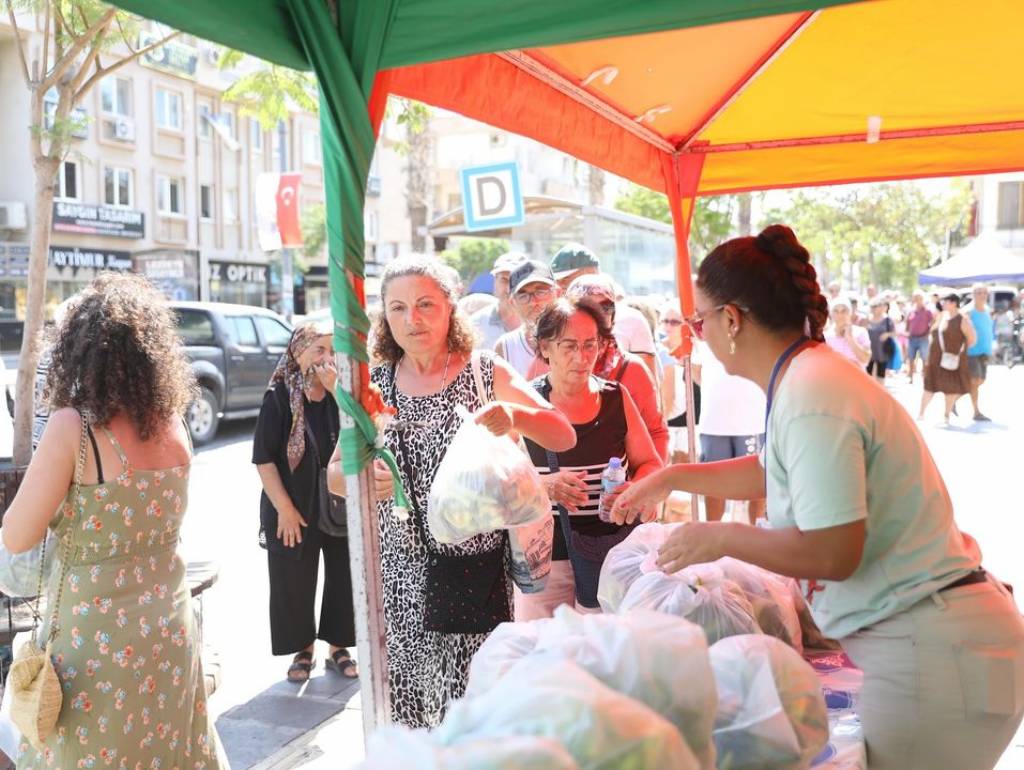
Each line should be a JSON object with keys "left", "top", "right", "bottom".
{"left": 598, "top": 457, "right": 627, "bottom": 523}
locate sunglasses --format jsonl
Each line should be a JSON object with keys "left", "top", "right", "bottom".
{"left": 683, "top": 304, "right": 746, "bottom": 339}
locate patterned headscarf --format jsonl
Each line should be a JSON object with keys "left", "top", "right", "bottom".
{"left": 268, "top": 323, "right": 329, "bottom": 471}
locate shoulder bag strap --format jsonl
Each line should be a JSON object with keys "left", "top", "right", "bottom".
{"left": 471, "top": 350, "right": 489, "bottom": 406}
{"left": 545, "top": 449, "right": 583, "bottom": 575}
{"left": 33, "top": 410, "right": 89, "bottom": 645}
{"left": 613, "top": 358, "right": 629, "bottom": 383}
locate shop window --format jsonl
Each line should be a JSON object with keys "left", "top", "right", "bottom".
{"left": 157, "top": 175, "right": 184, "bottom": 215}
{"left": 174, "top": 309, "right": 215, "bottom": 345}
{"left": 250, "top": 119, "right": 263, "bottom": 153}
{"left": 302, "top": 129, "right": 321, "bottom": 166}
{"left": 54, "top": 161, "right": 80, "bottom": 201}
{"left": 225, "top": 315, "right": 258, "bottom": 347}
{"left": 103, "top": 166, "right": 133, "bottom": 208}
{"left": 155, "top": 87, "right": 183, "bottom": 131}
{"left": 197, "top": 104, "right": 212, "bottom": 139}
{"left": 200, "top": 185, "right": 213, "bottom": 220}
{"left": 256, "top": 316, "right": 292, "bottom": 348}
{"left": 997, "top": 182, "right": 1024, "bottom": 229}
{"left": 100, "top": 76, "right": 132, "bottom": 117}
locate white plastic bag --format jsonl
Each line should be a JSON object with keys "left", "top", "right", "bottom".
{"left": 619, "top": 571, "right": 760, "bottom": 645}
{"left": 468, "top": 606, "right": 717, "bottom": 769}
{"left": 0, "top": 531, "right": 54, "bottom": 598}
{"left": 508, "top": 515, "right": 553, "bottom": 594}
{"left": 681, "top": 558, "right": 803, "bottom": 652}
{"left": 427, "top": 406, "right": 550, "bottom": 544}
{"left": 438, "top": 660, "right": 698, "bottom": 770}
{"left": 360, "top": 728, "right": 579, "bottom": 770}
{"left": 597, "top": 522, "right": 681, "bottom": 612}
{"left": 709, "top": 635, "right": 828, "bottom": 770}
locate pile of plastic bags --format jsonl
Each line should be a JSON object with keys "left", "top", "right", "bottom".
{"left": 709, "top": 635, "right": 829, "bottom": 770}
{"left": 426, "top": 406, "right": 553, "bottom": 593}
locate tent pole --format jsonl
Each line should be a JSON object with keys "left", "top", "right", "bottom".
{"left": 664, "top": 151, "right": 706, "bottom": 520}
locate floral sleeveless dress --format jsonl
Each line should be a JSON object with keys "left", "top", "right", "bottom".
{"left": 17, "top": 428, "right": 222, "bottom": 770}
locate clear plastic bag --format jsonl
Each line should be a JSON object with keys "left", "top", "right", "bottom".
{"left": 0, "top": 532, "right": 54, "bottom": 598}
{"left": 680, "top": 558, "right": 803, "bottom": 652}
{"left": 427, "top": 406, "right": 551, "bottom": 544}
{"left": 469, "top": 606, "right": 717, "bottom": 770}
{"left": 709, "top": 635, "right": 829, "bottom": 770}
{"left": 360, "top": 728, "right": 579, "bottom": 770}
{"left": 439, "top": 660, "right": 698, "bottom": 770}
{"left": 618, "top": 571, "right": 760, "bottom": 645}
{"left": 597, "top": 522, "right": 681, "bottom": 612}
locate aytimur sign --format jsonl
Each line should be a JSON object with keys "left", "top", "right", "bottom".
{"left": 459, "top": 162, "right": 525, "bottom": 232}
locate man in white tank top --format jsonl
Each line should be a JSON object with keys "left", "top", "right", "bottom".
{"left": 495, "top": 260, "right": 559, "bottom": 377}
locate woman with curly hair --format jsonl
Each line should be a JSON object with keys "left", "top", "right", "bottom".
{"left": 368, "top": 255, "right": 575, "bottom": 727}
{"left": 2, "top": 273, "right": 223, "bottom": 769}
{"left": 613, "top": 226, "right": 1024, "bottom": 770}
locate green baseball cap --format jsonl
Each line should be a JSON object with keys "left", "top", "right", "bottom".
{"left": 550, "top": 242, "right": 600, "bottom": 279}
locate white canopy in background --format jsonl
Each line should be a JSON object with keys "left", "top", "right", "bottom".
{"left": 919, "top": 233, "right": 1024, "bottom": 286}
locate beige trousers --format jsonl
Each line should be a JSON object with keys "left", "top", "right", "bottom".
{"left": 513, "top": 560, "right": 602, "bottom": 621}
{"left": 840, "top": 576, "right": 1024, "bottom": 770}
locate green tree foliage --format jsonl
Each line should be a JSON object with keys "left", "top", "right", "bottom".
{"left": 613, "top": 184, "right": 737, "bottom": 263}
{"left": 441, "top": 238, "right": 510, "bottom": 283}
{"left": 760, "top": 181, "right": 974, "bottom": 293}
{"left": 218, "top": 49, "right": 317, "bottom": 128}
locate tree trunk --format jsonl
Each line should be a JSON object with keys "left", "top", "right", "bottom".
{"left": 737, "top": 193, "right": 752, "bottom": 236}
{"left": 13, "top": 155, "right": 60, "bottom": 465}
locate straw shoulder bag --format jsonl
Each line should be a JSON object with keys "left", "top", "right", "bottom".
{"left": 8, "top": 411, "right": 89, "bottom": 751}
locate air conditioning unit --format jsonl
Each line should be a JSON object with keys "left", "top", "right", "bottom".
{"left": 0, "top": 202, "right": 27, "bottom": 230}
{"left": 114, "top": 117, "right": 136, "bottom": 141}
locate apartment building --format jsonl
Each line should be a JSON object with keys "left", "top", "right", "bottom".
{"left": 975, "top": 173, "right": 1024, "bottom": 256}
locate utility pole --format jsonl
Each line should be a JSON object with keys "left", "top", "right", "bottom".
{"left": 278, "top": 119, "right": 295, "bottom": 318}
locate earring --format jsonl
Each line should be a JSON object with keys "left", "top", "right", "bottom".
{"left": 729, "top": 336, "right": 737, "bottom": 355}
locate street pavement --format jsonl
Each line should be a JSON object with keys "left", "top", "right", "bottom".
{"left": 185, "top": 364, "right": 1024, "bottom": 769}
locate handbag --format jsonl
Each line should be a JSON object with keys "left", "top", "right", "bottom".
{"left": 392, "top": 352, "right": 510, "bottom": 634}
{"left": 545, "top": 449, "right": 636, "bottom": 609}
{"left": 9, "top": 410, "right": 89, "bottom": 750}
{"left": 938, "top": 317, "right": 963, "bottom": 371}
{"left": 303, "top": 418, "right": 347, "bottom": 538}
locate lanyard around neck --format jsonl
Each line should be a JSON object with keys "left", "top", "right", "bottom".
{"left": 765, "top": 336, "right": 810, "bottom": 430}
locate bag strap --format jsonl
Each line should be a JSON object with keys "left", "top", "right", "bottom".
{"left": 612, "top": 357, "right": 629, "bottom": 383}
{"left": 471, "top": 350, "right": 488, "bottom": 406}
{"left": 545, "top": 449, "right": 586, "bottom": 578}
{"left": 32, "top": 410, "right": 89, "bottom": 645}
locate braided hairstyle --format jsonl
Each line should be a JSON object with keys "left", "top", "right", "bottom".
{"left": 697, "top": 224, "right": 829, "bottom": 342}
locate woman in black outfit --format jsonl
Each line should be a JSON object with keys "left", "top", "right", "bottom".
{"left": 253, "top": 322, "right": 357, "bottom": 682}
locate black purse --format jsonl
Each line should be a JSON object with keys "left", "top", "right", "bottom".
{"left": 546, "top": 449, "right": 636, "bottom": 609}
{"left": 396, "top": 425, "right": 510, "bottom": 634}
{"left": 302, "top": 410, "right": 348, "bottom": 538}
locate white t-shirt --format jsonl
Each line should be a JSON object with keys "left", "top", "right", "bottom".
{"left": 693, "top": 341, "right": 766, "bottom": 436}
{"left": 763, "top": 344, "right": 981, "bottom": 640}
{"left": 613, "top": 305, "right": 656, "bottom": 356}
{"left": 824, "top": 325, "right": 870, "bottom": 365}
{"left": 494, "top": 327, "right": 537, "bottom": 378}
{"left": 471, "top": 305, "right": 512, "bottom": 350}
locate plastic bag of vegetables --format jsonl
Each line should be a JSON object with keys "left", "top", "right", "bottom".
{"left": 360, "top": 728, "right": 579, "bottom": 770}
{"left": 439, "top": 659, "right": 698, "bottom": 770}
{"left": 618, "top": 571, "right": 760, "bottom": 645}
{"left": 427, "top": 406, "right": 550, "bottom": 544}
{"left": 708, "top": 635, "right": 828, "bottom": 770}
{"left": 597, "top": 522, "right": 681, "bottom": 612}
{"left": 467, "top": 606, "right": 718, "bottom": 769}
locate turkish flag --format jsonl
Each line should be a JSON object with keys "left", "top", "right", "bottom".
{"left": 276, "top": 173, "right": 303, "bottom": 248}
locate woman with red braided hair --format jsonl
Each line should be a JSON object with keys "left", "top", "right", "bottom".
{"left": 613, "top": 225, "right": 1024, "bottom": 770}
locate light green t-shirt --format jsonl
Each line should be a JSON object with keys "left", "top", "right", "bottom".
{"left": 764, "top": 345, "right": 981, "bottom": 640}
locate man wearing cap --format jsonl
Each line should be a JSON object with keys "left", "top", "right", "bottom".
{"left": 494, "top": 260, "right": 559, "bottom": 377}
{"left": 470, "top": 251, "right": 525, "bottom": 349}
{"left": 550, "top": 242, "right": 658, "bottom": 378}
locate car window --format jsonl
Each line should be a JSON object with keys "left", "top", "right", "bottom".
{"left": 256, "top": 316, "right": 293, "bottom": 348}
{"left": 225, "top": 316, "right": 259, "bottom": 348}
{"left": 175, "top": 309, "right": 216, "bottom": 345}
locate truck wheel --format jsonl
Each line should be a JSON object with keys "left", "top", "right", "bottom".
{"left": 187, "top": 387, "right": 220, "bottom": 446}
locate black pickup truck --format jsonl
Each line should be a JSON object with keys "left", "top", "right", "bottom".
{"left": 171, "top": 302, "right": 293, "bottom": 445}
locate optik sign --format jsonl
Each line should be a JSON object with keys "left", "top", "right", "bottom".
{"left": 459, "top": 162, "right": 525, "bottom": 232}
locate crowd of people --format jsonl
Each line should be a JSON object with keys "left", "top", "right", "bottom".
{"left": 2, "top": 227, "right": 1022, "bottom": 770}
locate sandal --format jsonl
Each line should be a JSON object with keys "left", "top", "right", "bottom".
{"left": 287, "top": 650, "right": 315, "bottom": 683}
{"left": 326, "top": 648, "right": 358, "bottom": 679}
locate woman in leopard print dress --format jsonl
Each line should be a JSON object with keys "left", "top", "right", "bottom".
{"left": 369, "top": 257, "right": 574, "bottom": 727}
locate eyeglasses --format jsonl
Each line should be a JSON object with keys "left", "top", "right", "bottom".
{"left": 660, "top": 318, "right": 683, "bottom": 327}
{"left": 514, "top": 286, "right": 554, "bottom": 305}
{"left": 683, "top": 304, "right": 744, "bottom": 340}
{"left": 555, "top": 339, "right": 601, "bottom": 355}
